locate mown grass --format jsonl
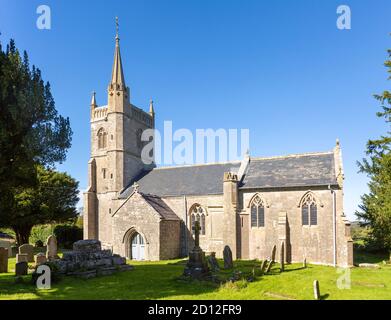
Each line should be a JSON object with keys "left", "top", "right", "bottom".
{"left": 0, "top": 251, "right": 390, "bottom": 300}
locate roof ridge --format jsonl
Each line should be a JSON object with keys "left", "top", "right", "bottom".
{"left": 250, "top": 151, "right": 334, "bottom": 161}
{"left": 153, "top": 160, "right": 241, "bottom": 170}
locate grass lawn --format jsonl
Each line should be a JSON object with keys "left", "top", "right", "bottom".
{"left": 0, "top": 250, "right": 390, "bottom": 300}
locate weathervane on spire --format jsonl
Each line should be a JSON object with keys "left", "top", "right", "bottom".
{"left": 115, "top": 16, "right": 119, "bottom": 39}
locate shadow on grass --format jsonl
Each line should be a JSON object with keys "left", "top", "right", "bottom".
{"left": 320, "top": 293, "right": 330, "bottom": 300}
{"left": 354, "top": 249, "right": 388, "bottom": 265}
{"left": 0, "top": 258, "right": 267, "bottom": 300}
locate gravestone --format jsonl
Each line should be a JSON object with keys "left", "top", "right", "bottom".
{"left": 16, "top": 253, "right": 28, "bottom": 263}
{"left": 207, "top": 252, "right": 220, "bottom": 272}
{"left": 280, "top": 242, "right": 285, "bottom": 272}
{"left": 0, "top": 240, "right": 13, "bottom": 257}
{"left": 46, "top": 235, "right": 59, "bottom": 260}
{"left": 260, "top": 259, "right": 268, "bottom": 274}
{"left": 183, "top": 221, "right": 209, "bottom": 278}
{"left": 313, "top": 280, "right": 320, "bottom": 300}
{"left": 223, "top": 246, "right": 233, "bottom": 269}
{"left": 19, "top": 244, "right": 34, "bottom": 262}
{"left": 265, "top": 259, "right": 273, "bottom": 273}
{"left": 271, "top": 245, "right": 277, "bottom": 262}
{"left": 303, "top": 258, "right": 307, "bottom": 268}
{"left": 0, "top": 247, "right": 8, "bottom": 273}
{"left": 15, "top": 261, "right": 28, "bottom": 276}
{"left": 35, "top": 253, "right": 47, "bottom": 265}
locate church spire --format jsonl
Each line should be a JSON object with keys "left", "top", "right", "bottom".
{"left": 110, "top": 17, "right": 126, "bottom": 90}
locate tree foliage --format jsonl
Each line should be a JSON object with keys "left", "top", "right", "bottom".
{"left": 357, "top": 47, "right": 391, "bottom": 257}
{"left": 0, "top": 38, "right": 72, "bottom": 215}
{"left": 7, "top": 165, "right": 79, "bottom": 244}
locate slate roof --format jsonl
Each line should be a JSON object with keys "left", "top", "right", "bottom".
{"left": 240, "top": 152, "right": 337, "bottom": 189}
{"left": 118, "top": 152, "right": 338, "bottom": 199}
{"left": 141, "top": 194, "right": 180, "bottom": 220}
{"left": 119, "top": 162, "right": 241, "bottom": 198}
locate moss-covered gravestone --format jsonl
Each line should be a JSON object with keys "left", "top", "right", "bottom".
{"left": 46, "top": 235, "right": 59, "bottom": 260}
{"left": 15, "top": 261, "right": 28, "bottom": 276}
{"left": 223, "top": 246, "right": 233, "bottom": 269}
{"left": 19, "top": 244, "right": 34, "bottom": 262}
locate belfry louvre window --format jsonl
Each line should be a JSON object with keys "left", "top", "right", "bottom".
{"left": 250, "top": 195, "right": 265, "bottom": 228}
{"left": 97, "top": 128, "right": 108, "bottom": 149}
{"left": 301, "top": 193, "right": 318, "bottom": 226}
{"left": 190, "top": 204, "right": 206, "bottom": 236}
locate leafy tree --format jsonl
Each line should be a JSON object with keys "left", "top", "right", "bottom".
{"left": 0, "top": 38, "right": 72, "bottom": 217}
{"left": 357, "top": 47, "right": 391, "bottom": 260}
{"left": 8, "top": 165, "right": 79, "bottom": 244}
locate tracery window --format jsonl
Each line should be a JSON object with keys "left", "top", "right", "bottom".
{"left": 190, "top": 204, "right": 206, "bottom": 236}
{"left": 250, "top": 195, "right": 265, "bottom": 228}
{"left": 301, "top": 192, "right": 318, "bottom": 226}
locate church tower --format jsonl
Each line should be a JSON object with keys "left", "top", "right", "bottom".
{"left": 84, "top": 18, "right": 155, "bottom": 240}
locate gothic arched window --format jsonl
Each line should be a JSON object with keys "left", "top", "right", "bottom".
{"left": 97, "top": 128, "right": 108, "bottom": 149}
{"left": 136, "top": 128, "right": 143, "bottom": 150}
{"left": 190, "top": 204, "right": 206, "bottom": 236}
{"left": 250, "top": 195, "right": 265, "bottom": 228}
{"left": 301, "top": 192, "right": 318, "bottom": 226}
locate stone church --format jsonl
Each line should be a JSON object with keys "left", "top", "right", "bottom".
{"left": 83, "top": 27, "right": 353, "bottom": 267}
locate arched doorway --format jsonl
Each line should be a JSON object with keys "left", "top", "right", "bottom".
{"left": 130, "top": 232, "right": 145, "bottom": 261}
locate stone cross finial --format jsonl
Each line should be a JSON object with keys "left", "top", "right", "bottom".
{"left": 132, "top": 182, "right": 140, "bottom": 192}
{"left": 193, "top": 221, "right": 201, "bottom": 248}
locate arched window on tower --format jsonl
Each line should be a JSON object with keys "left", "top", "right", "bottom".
{"left": 190, "top": 204, "right": 206, "bottom": 236}
{"left": 301, "top": 192, "right": 318, "bottom": 226}
{"left": 250, "top": 195, "right": 265, "bottom": 228}
{"left": 97, "top": 128, "right": 108, "bottom": 149}
{"left": 136, "top": 128, "right": 143, "bottom": 150}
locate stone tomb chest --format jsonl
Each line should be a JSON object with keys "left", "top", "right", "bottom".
{"left": 51, "top": 240, "right": 133, "bottom": 279}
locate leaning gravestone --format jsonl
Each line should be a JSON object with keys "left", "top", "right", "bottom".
{"left": 271, "top": 245, "right": 277, "bottom": 262}
{"left": 0, "top": 247, "right": 8, "bottom": 273}
{"left": 207, "top": 252, "right": 220, "bottom": 272}
{"left": 280, "top": 242, "right": 285, "bottom": 272}
{"left": 35, "top": 253, "right": 47, "bottom": 266}
{"left": 223, "top": 246, "right": 233, "bottom": 269}
{"left": 313, "top": 280, "right": 320, "bottom": 300}
{"left": 265, "top": 259, "right": 274, "bottom": 273}
{"left": 19, "top": 244, "right": 34, "bottom": 262}
{"left": 260, "top": 259, "right": 268, "bottom": 274}
{"left": 16, "top": 253, "right": 28, "bottom": 263}
{"left": 15, "top": 261, "right": 28, "bottom": 276}
{"left": 46, "top": 235, "right": 59, "bottom": 260}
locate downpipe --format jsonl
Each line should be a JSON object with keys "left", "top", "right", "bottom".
{"left": 328, "top": 185, "right": 337, "bottom": 267}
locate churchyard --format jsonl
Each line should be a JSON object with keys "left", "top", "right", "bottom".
{"left": 0, "top": 248, "right": 390, "bottom": 300}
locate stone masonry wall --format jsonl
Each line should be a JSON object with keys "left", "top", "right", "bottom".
{"left": 159, "top": 220, "right": 181, "bottom": 260}
{"left": 163, "top": 195, "right": 226, "bottom": 258}
{"left": 240, "top": 187, "right": 353, "bottom": 266}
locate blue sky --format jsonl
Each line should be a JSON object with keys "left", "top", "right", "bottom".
{"left": 1, "top": 0, "right": 390, "bottom": 220}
